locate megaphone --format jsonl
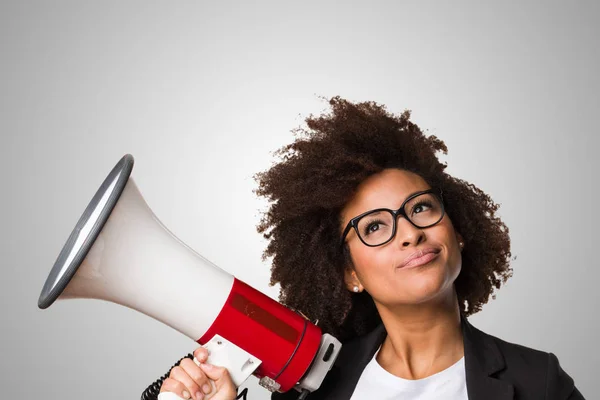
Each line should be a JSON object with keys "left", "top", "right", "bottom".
{"left": 38, "top": 154, "right": 341, "bottom": 398}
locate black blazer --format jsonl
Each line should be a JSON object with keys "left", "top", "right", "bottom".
{"left": 272, "top": 315, "right": 585, "bottom": 400}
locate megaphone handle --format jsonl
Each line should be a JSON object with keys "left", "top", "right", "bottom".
{"left": 193, "top": 356, "right": 218, "bottom": 399}
{"left": 152, "top": 355, "right": 218, "bottom": 400}
{"left": 146, "top": 334, "right": 261, "bottom": 400}
{"left": 154, "top": 334, "right": 261, "bottom": 400}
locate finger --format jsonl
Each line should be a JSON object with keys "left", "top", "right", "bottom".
{"left": 160, "top": 377, "right": 193, "bottom": 400}
{"left": 198, "top": 363, "right": 236, "bottom": 397}
{"left": 193, "top": 347, "right": 209, "bottom": 363}
{"left": 169, "top": 365, "right": 203, "bottom": 400}
{"left": 179, "top": 358, "right": 213, "bottom": 396}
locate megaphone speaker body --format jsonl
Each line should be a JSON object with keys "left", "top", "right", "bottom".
{"left": 38, "top": 155, "right": 341, "bottom": 395}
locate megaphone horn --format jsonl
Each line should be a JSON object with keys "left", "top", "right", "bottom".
{"left": 38, "top": 154, "right": 341, "bottom": 395}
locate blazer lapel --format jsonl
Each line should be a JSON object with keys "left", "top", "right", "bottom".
{"left": 461, "top": 314, "right": 514, "bottom": 400}
{"left": 314, "top": 314, "right": 514, "bottom": 400}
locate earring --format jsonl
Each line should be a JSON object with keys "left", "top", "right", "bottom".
{"left": 459, "top": 241, "right": 464, "bottom": 249}
{"left": 353, "top": 286, "right": 359, "bottom": 292}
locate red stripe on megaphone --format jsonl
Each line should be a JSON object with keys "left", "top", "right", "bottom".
{"left": 198, "top": 278, "right": 322, "bottom": 393}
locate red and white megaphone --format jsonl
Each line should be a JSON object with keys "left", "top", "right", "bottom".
{"left": 38, "top": 154, "right": 341, "bottom": 398}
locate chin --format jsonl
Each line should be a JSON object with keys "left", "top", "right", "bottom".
{"left": 401, "top": 270, "right": 454, "bottom": 303}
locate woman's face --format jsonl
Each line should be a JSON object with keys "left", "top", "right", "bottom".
{"left": 340, "top": 168, "right": 463, "bottom": 308}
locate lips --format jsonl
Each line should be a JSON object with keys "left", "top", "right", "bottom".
{"left": 399, "top": 247, "right": 441, "bottom": 269}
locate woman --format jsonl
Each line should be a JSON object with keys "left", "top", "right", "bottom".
{"left": 143, "top": 97, "right": 584, "bottom": 400}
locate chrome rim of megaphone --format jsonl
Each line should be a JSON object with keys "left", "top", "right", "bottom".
{"left": 38, "top": 154, "right": 135, "bottom": 309}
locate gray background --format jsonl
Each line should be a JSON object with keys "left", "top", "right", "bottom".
{"left": 1, "top": 1, "right": 598, "bottom": 398}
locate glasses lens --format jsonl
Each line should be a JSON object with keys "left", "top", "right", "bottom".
{"left": 405, "top": 192, "right": 444, "bottom": 228}
{"left": 356, "top": 192, "right": 444, "bottom": 246}
{"left": 356, "top": 210, "right": 395, "bottom": 246}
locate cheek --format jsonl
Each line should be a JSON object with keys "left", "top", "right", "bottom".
{"left": 348, "top": 245, "right": 391, "bottom": 284}
{"left": 449, "top": 249, "right": 462, "bottom": 280}
{"left": 436, "top": 222, "right": 462, "bottom": 269}
{"left": 445, "top": 234, "right": 463, "bottom": 275}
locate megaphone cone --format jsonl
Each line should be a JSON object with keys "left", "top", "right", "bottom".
{"left": 38, "top": 155, "right": 341, "bottom": 395}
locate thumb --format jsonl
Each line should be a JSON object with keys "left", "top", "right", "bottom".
{"left": 199, "top": 362, "right": 236, "bottom": 391}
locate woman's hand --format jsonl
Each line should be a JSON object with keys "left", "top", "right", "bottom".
{"left": 159, "top": 347, "right": 237, "bottom": 400}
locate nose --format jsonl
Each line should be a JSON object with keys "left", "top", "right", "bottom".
{"left": 393, "top": 215, "right": 425, "bottom": 248}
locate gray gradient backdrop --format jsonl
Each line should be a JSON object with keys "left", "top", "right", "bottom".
{"left": 1, "top": 1, "right": 598, "bottom": 399}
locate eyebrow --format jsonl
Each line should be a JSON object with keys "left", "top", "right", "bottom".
{"left": 401, "top": 189, "right": 431, "bottom": 204}
{"left": 360, "top": 188, "right": 431, "bottom": 214}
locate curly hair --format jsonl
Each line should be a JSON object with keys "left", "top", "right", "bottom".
{"left": 254, "top": 96, "right": 513, "bottom": 343}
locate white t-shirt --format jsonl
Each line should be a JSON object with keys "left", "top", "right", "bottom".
{"left": 349, "top": 346, "right": 468, "bottom": 400}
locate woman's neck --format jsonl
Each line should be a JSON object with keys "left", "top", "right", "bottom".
{"left": 374, "top": 288, "right": 464, "bottom": 380}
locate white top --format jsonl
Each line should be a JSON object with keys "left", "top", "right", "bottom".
{"left": 350, "top": 346, "right": 468, "bottom": 400}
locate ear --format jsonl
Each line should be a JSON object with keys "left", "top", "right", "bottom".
{"left": 344, "top": 267, "right": 362, "bottom": 292}
{"left": 455, "top": 230, "right": 465, "bottom": 250}
{"left": 344, "top": 267, "right": 354, "bottom": 286}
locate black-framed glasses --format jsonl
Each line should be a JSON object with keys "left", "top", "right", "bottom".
{"left": 340, "top": 188, "right": 445, "bottom": 247}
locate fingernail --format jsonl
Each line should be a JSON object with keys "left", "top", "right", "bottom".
{"left": 200, "top": 362, "right": 213, "bottom": 370}
{"left": 202, "top": 384, "right": 211, "bottom": 394}
{"left": 195, "top": 392, "right": 204, "bottom": 400}
{"left": 182, "top": 390, "right": 191, "bottom": 399}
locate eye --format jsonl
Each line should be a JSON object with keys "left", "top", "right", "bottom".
{"left": 362, "top": 219, "right": 386, "bottom": 236}
{"left": 412, "top": 200, "right": 434, "bottom": 215}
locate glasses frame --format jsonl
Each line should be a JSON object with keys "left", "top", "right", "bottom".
{"left": 340, "top": 188, "right": 445, "bottom": 248}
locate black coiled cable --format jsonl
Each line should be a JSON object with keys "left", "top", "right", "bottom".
{"left": 140, "top": 353, "right": 248, "bottom": 400}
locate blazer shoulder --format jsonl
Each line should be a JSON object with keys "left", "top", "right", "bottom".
{"left": 491, "top": 332, "right": 550, "bottom": 365}
{"left": 479, "top": 330, "right": 584, "bottom": 399}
